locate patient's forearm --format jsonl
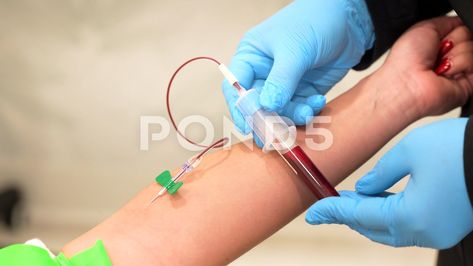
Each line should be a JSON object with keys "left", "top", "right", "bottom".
{"left": 302, "top": 71, "right": 420, "bottom": 184}
{"left": 62, "top": 68, "right": 421, "bottom": 265}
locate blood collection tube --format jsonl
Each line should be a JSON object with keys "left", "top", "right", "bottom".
{"left": 235, "top": 89, "right": 339, "bottom": 200}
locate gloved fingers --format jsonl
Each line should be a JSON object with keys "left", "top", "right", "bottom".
{"left": 232, "top": 45, "right": 275, "bottom": 83}
{"left": 343, "top": 191, "right": 397, "bottom": 230}
{"left": 259, "top": 53, "right": 308, "bottom": 111}
{"left": 280, "top": 100, "right": 314, "bottom": 125}
{"left": 297, "top": 67, "right": 350, "bottom": 95}
{"left": 350, "top": 225, "right": 396, "bottom": 247}
{"left": 254, "top": 80, "right": 315, "bottom": 125}
{"left": 228, "top": 53, "right": 257, "bottom": 89}
{"left": 292, "top": 95, "right": 326, "bottom": 115}
{"left": 245, "top": 83, "right": 264, "bottom": 148}
{"left": 222, "top": 51, "right": 261, "bottom": 134}
{"left": 222, "top": 81, "right": 251, "bottom": 135}
{"left": 355, "top": 142, "right": 411, "bottom": 195}
{"left": 339, "top": 190, "right": 394, "bottom": 200}
{"left": 253, "top": 132, "right": 264, "bottom": 149}
{"left": 306, "top": 95, "right": 326, "bottom": 114}
{"left": 306, "top": 190, "right": 395, "bottom": 231}
{"left": 338, "top": 190, "right": 370, "bottom": 199}
{"left": 305, "top": 193, "right": 358, "bottom": 226}
{"left": 223, "top": 44, "right": 275, "bottom": 134}
{"left": 222, "top": 48, "right": 272, "bottom": 135}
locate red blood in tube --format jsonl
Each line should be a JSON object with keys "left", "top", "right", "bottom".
{"left": 282, "top": 146, "right": 339, "bottom": 200}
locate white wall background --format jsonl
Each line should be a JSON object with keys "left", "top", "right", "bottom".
{"left": 0, "top": 1, "right": 458, "bottom": 265}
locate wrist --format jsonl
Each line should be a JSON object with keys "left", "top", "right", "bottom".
{"left": 364, "top": 67, "right": 423, "bottom": 124}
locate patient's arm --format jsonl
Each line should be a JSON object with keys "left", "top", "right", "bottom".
{"left": 61, "top": 67, "right": 421, "bottom": 265}
{"left": 62, "top": 17, "right": 470, "bottom": 266}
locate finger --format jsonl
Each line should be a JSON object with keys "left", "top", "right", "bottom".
{"left": 223, "top": 48, "right": 273, "bottom": 135}
{"left": 255, "top": 79, "right": 316, "bottom": 125}
{"left": 444, "top": 52, "right": 473, "bottom": 77}
{"left": 280, "top": 101, "right": 314, "bottom": 125}
{"left": 227, "top": 55, "right": 256, "bottom": 90}
{"left": 437, "top": 26, "right": 473, "bottom": 75}
{"left": 441, "top": 25, "right": 473, "bottom": 55}
{"left": 437, "top": 25, "right": 473, "bottom": 59}
{"left": 293, "top": 95, "right": 326, "bottom": 115}
{"left": 298, "top": 67, "right": 349, "bottom": 96}
{"left": 306, "top": 191, "right": 397, "bottom": 231}
{"left": 327, "top": 197, "right": 398, "bottom": 246}
{"left": 338, "top": 190, "right": 370, "bottom": 199}
{"left": 341, "top": 190, "right": 395, "bottom": 199}
{"left": 355, "top": 141, "right": 411, "bottom": 195}
{"left": 435, "top": 57, "right": 453, "bottom": 75}
{"left": 442, "top": 42, "right": 473, "bottom": 76}
{"left": 259, "top": 54, "right": 308, "bottom": 111}
{"left": 306, "top": 194, "right": 358, "bottom": 225}
{"left": 447, "top": 40, "right": 473, "bottom": 56}
{"left": 222, "top": 81, "right": 251, "bottom": 135}
{"left": 438, "top": 39, "right": 454, "bottom": 58}
{"left": 248, "top": 84, "right": 266, "bottom": 149}
{"left": 417, "top": 16, "right": 463, "bottom": 40}
{"left": 306, "top": 95, "right": 326, "bottom": 114}
{"left": 350, "top": 225, "right": 397, "bottom": 247}
{"left": 253, "top": 132, "right": 264, "bottom": 148}
{"left": 222, "top": 53, "right": 258, "bottom": 134}
{"left": 229, "top": 41, "right": 274, "bottom": 88}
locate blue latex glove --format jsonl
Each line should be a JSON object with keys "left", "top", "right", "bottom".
{"left": 306, "top": 118, "right": 473, "bottom": 249}
{"left": 222, "top": 0, "right": 375, "bottom": 134}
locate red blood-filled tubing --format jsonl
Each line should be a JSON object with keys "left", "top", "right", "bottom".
{"left": 282, "top": 146, "right": 339, "bottom": 199}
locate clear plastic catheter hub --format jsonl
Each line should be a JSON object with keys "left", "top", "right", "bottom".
{"left": 235, "top": 88, "right": 297, "bottom": 153}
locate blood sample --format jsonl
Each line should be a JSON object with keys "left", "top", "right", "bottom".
{"left": 231, "top": 86, "right": 339, "bottom": 200}
{"left": 282, "top": 146, "right": 339, "bottom": 199}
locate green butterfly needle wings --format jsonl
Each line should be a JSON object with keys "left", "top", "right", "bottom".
{"left": 155, "top": 170, "right": 183, "bottom": 195}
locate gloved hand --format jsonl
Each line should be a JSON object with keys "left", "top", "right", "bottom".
{"left": 222, "top": 0, "right": 375, "bottom": 134}
{"left": 306, "top": 118, "right": 473, "bottom": 249}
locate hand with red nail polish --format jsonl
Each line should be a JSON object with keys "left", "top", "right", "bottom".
{"left": 435, "top": 58, "right": 452, "bottom": 75}
{"left": 435, "top": 25, "right": 473, "bottom": 77}
{"left": 378, "top": 16, "right": 473, "bottom": 117}
{"left": 439, "top": 40, "right": 454, "bottom": 58}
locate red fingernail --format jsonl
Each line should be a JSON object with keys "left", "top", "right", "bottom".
{"left": 435, "top": 58, "right": 452, "bottom": 75}
{"left": 439, "top": 40, "right": 454, "bottom": 57}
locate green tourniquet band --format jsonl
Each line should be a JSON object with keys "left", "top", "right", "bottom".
{"left": 0, "top": 240, "right": 112, "bottom": 266}
{"left": 57, "top": 240, "right": 112, "bottom": 266}
{"left": 0, "top": 244, "right": 57, "bottom": 266}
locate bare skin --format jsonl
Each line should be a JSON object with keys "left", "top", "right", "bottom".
{"left": 62, "top": 17, "right": 473, "bottom": 265}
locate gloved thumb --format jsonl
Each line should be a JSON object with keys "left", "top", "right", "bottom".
{"left": 253, "top": 132, "right": 264, "bottom": 149}
{"left": 306, "top": 193, "right": 357, "bottom": 225}
{"left": 356, "top": 142, "right": 411, "bottom": 195}
{"left": 306, "top": 191, "right": 397, "bottom": 233}
{"left": 260, "top": 55, "right": 307, "bottom": 111}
